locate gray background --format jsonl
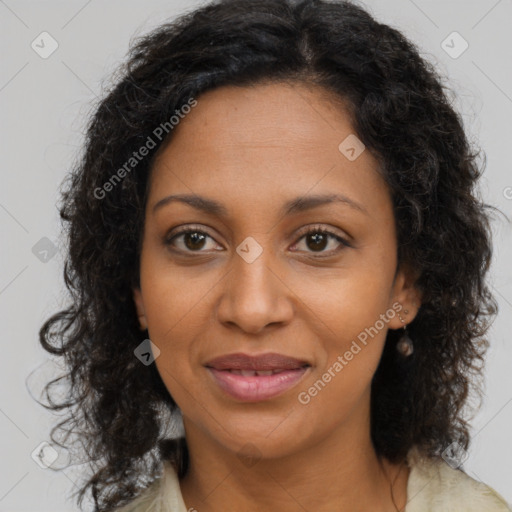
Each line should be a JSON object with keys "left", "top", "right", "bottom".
{"left": 1, "top": 0, "right": 511, "bottom": 510}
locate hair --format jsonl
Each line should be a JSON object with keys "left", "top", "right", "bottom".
{"left": 36, "top": 0, "right": 498, "bottom": 510}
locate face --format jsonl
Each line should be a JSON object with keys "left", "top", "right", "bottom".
{"left": 133, "top": 82, "right": 420, "bottom": 461}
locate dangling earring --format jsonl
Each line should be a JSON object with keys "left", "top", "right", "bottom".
{"left": 396, "top": 309, "right": 414, "bottom": 356}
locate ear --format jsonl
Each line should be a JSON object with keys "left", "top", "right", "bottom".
{"left": 387, "top": 265, "right": 422, "bottom": 330}
{"left": 133, "top": 287, "right": 148, "bottom": 331}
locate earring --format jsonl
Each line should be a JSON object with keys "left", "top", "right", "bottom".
{"left": 396, "top": 327, "right": 414, "bottom": 356}
{"left": 396, "top": 308, "right": 413, "bottom": 356}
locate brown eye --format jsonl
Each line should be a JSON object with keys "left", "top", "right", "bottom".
{"left": 305, "top": 232, "right": 329, "bottom": 252}
{"left": 165, "top": 227, "right": 221, "bottom": 253}
{"left": 291, "top": 226, "right": 351, "bottom": 256}
{"left": 165, "top": 224, "right": 351, "bottom": 257}
{"left": 182, "top": 231, "right": 207, "bottom": 251}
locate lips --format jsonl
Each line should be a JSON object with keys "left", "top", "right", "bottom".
{"left": 205, "top": 352, "right": 311, "bottom": 402}
{"left": 205, "top": 352, "right": 310, "bottom": 371}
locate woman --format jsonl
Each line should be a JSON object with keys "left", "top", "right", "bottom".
{"left": 38, "top": 0, "right": 511, "bottom": 510}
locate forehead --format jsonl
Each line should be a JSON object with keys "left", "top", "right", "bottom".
{"left": 147, "top": 82, "right": 391, "bottom": 222}
{"left": 158, "top": 82, "right": 356, "bottom": 152}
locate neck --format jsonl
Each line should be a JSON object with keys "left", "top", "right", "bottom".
{"left": 179, "top": 402, "right": 410, "bottom": 512}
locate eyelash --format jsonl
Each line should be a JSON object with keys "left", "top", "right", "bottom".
{"left": 165, "top": 224, "right": 351, "bottom": 257}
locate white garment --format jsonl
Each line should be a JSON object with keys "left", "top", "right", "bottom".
{"left": 114, "top": 446, "right": 511, "bottom": 511}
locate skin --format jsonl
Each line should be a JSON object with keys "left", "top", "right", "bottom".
{"left": 133, "top": 82, "right": 422, "bottom": 512}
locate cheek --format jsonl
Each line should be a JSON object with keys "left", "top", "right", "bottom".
{"left": 292, "top": 265, "right": 394, "bottom": 396}
{"left": 139, "top": 249, "right": 214, "bottom": 340}
{"left": 292, "top": 263, "right": 394, "bottom": 343}
{"left": 295, "top": 302, "right": 389, "bottom": 431}
{"left": 139, "top": 261, "right": 202, "bottom": 388}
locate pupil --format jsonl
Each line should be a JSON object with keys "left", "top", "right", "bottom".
{"left": 185, "top": 232, "right": 206, "bottom": 250}
{"left": 308, "top": 233, "right": 327, "bottom": 251}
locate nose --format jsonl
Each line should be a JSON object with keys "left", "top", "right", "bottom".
{"left": 215, "top": 246, "right": 294, "bottom": 334}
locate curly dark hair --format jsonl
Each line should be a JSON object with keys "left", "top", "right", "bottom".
{"left": 35, "top": 0, "right": 498, "bottom": 510}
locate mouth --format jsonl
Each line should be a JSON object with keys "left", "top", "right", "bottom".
{"left": 220, "top": 368, "right": 298, "bottom": 376}
{"left": 205, "top": 352, "right": 311, "bottom": 402}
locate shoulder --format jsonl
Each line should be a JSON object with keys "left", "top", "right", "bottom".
{"left": 405, "top": 446, "right": 511, "bottom": 512}
{"left": 109, "top": 449, "right": 511, "bottom": 512}
{"left": 111, "top": 461, "right": 187, "bottom": 512}
{"left": 109, "top": 481, "right": 162, "bottom": 512}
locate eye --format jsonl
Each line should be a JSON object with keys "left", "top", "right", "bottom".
{"left": 165, "top": 224, "right": 351, "bottom": 256}
{"left": 165, "top": 225, "right": 221, "bottom": 253}
{"left": 290, "top": 225, "right": 351, "bottom": 256}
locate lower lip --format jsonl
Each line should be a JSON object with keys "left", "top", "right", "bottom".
{"left": 207, "top": 367, "right": 309, "bottom": 402}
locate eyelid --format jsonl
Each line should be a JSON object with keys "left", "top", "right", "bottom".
{"left": 164, "top": 224, "right": 221, "bottom": 249}
{"left": 293, "top": 224, "right": 352, "bottom": 246}
{"left": 166, "top": 224, "right": 215, "bottom": 240}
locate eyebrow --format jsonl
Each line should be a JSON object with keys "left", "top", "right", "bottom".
{"left": 152, "top": 192, "right": 368, "bottom": 217}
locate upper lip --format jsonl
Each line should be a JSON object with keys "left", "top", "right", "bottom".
{"left": 205, "top": 352, "right": 310, "bottom": 371}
